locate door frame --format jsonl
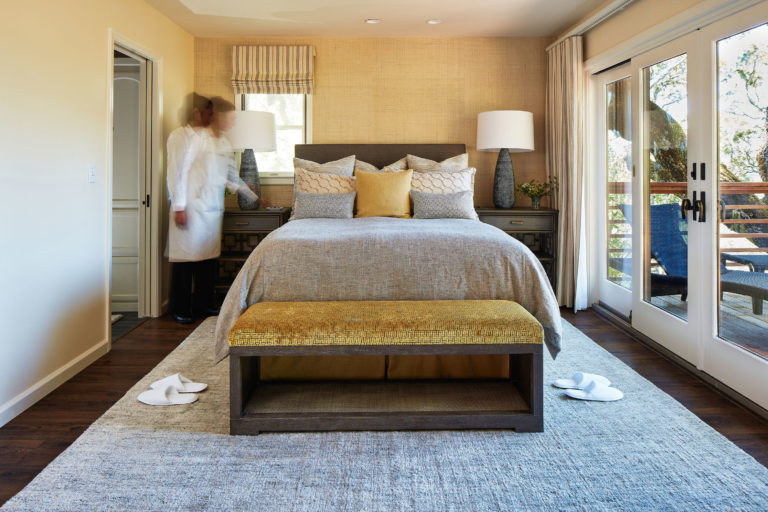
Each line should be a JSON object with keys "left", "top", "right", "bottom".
{"left": 108, "top": 30, "right": 162, "bottom": 342}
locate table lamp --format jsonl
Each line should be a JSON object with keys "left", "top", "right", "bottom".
{"left": 477, "top": 110, "right": 534, "bottom": 209}
{"left": 227, "top": 111, "right": 276, "bottom": 209}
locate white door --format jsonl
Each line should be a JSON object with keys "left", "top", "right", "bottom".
{"left": 594, "top": 65, "right": 633, "bottom": 317}
{"left": 699, "top": 5, "right": 768, "bottom": 409}
{"left": 112, "top": 47, "right": 151, "bottom": 315}
{"left": 620, "top": 3, "right": 768, "bottom": 409}
{"left": 630, "top": 32, "right": 704, "bottom": 364}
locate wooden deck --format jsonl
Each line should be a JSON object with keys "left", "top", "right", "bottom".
{"left": 650, "top": 293, "right": 768, "bottom": 359}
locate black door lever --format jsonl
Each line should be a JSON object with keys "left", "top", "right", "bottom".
{"left": 697, "top": 192, "right": 706, "bottom": 223}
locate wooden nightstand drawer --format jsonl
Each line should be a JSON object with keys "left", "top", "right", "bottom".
{"left": 478, "top": 214, "right": 554, "bottom": 232}
{"left": 223, "top": 214, "right": 283, "bottom": 232}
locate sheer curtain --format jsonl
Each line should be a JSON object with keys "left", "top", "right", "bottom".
{"left": 546, "top": 36, "right": 587, "bottom": 309}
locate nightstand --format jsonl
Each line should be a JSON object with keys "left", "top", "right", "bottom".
{"left": 476, "top": 207, "right": 559, "bottom": 290}
{"left": 217, "top": 208, "right": 290, "bottom": 304}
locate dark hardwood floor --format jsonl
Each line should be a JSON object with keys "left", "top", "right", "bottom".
{"left": 0, "top": 315, "right": 203, "bottom": 506}
{"left": 1, "top": 308, "right": 767, "bottom": 505}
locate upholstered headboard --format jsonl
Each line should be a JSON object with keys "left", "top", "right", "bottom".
{"left": 294, "top": 144, "right": 466, "bottom": 169}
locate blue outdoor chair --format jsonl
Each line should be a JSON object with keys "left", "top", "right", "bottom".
{"left": 618, "top": 203, "right": 768, "bottom": 314}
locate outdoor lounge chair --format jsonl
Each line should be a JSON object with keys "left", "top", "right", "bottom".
{"left": 617, "top": 203, "right": 768, "bottom": 315}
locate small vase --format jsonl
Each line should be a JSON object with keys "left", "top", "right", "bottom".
{"left": 531, "top": 197, "right": 541, "bottom": 209}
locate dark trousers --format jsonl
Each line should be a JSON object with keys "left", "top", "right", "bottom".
{"left": 169, "top": 259, "right": 217, "bottom": 317}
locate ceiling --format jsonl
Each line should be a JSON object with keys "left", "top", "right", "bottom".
{"left": 146, "top": 0, "right": 608, "bottom": 38}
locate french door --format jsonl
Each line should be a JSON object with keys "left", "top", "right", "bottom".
{"left": 597, "top": 2, "right": 768, "bottom": 409}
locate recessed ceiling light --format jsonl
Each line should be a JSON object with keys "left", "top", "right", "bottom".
{"left": 426, "top": 19, "right": 442, "bottom": 25}
{"left": 365, "top": 18, "right": 382, "bottom": 24}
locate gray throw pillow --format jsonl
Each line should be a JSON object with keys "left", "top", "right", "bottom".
{"left": 411, "top": 190, "right": 478, "bottom": 220}
{"left": 293, "top": 155, "right": 356, "bottom": 177}
{"left": 292, "top": 191, "right": 356, "bottom": 219}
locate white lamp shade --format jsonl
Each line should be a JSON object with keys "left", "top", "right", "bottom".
{"left": 227, "top": 111, "right": 276, "bottom": 151}
{"left": 476, "top": 110, "right": 534, "bottom": 152}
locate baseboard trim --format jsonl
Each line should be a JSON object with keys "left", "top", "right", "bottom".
{"left": 592, "top": 303, "right": 768, "bottom": 423}
{"left": 0, "top": 339, "right": 110, "bottom": 427}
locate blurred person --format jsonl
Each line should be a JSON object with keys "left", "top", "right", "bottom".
{"left": 167, "top": 95, "right": 259, "bottom": 323}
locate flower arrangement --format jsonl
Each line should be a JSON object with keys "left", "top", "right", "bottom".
{"left": 516, "top": 176, "right": 558, "bottom": 209}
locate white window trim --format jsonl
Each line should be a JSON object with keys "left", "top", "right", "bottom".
{"left": 234, "top": 93, "right": 312, "bottom": 185}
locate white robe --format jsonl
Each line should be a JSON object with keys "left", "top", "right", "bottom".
{"left": 167, "top": 127, "right": 243, "bottom": 262}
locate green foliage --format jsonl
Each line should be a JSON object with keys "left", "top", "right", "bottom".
{"left": 516, "top": 176, "right": 559, "bottom": 199}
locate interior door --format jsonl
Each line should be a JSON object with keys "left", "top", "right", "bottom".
{"left": 700, "top": 3, "right": 768, "bottom": 410}
{"left": 630, "top": 32, "right": 703, "bottom": 364}
{"left": 111, "top": 46, "right": 149, "bottom": 316}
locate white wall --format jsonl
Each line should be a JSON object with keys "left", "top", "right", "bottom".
{"left": 0, "top": 0, "right": 194, "bottom": 426}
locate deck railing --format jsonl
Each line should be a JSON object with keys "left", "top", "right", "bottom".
{"left": 607, "top": 181, "right": 768, "bottom": 264}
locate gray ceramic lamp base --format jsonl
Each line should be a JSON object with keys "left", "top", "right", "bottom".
{"left": 492, "top": 147, "right": 515, "bottom": 209}
{"left": 238, "top": 149, "right": 261, "bottom": 210}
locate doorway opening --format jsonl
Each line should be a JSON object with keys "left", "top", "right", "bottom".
{"left": 111, "top": 45, "right": 153, "bottom": 340}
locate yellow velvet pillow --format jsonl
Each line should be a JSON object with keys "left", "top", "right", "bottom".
{"left": 354, "top": 169, "right": 413, "bottom": 218}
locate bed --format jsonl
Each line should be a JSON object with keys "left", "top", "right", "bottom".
{"left": 214, "top": 144, "right": 562, "bottom": 382}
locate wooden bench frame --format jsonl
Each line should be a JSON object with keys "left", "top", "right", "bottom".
{"left": 230, "top": 342, "right": 543, "bottom": 435}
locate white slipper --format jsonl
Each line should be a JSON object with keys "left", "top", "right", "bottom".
{"left": 150, "top": 373, "right": 207, "bottom": 393}
{"left": 553, "top": 372, "right": 611, "bottom": 390}
{"left": 564, "top": 380, "right": 624, "bottom": 402}
{"left": 138, "top": 385, "right": 198, "bottom": 406}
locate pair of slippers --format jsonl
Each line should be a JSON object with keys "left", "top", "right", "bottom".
{"left": 553, "top": 372, "right": 624, "bottom": 401}
{"left": 137, "top": 373, "right": 207, "bottom": 406}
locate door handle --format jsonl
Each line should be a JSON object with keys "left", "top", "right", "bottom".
{"left": 719, "top": 199, "right": 726, "bottom": 222}
{"left": 690, "top": 191, "right": 699, "bottom": 222}
{"left": 680, "top": 198, "right": 693, "bottom": 220}
{"left": 696, "top": 191, "right": 706, "bottom": 223}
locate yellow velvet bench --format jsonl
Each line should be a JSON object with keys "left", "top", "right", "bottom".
{"left": 228, "top": 300, "right": 544, "bottom": 434}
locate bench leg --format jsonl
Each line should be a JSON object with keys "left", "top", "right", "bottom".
{"left": 230, "top": 354, "right": 260, "bottom": 434}
{"left": 509, "top": 350, "right": 543, "bottom": 432}
{"left": 752, "top": 297, "right": 764, "bottom": 315}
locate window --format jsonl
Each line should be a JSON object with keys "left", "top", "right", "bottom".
{"left": 240, "top": 93, "right": 311, "bottom": 181}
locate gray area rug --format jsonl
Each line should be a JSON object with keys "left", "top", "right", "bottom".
{"left": 4, "top": 318, "right": 768, "bottom": 511}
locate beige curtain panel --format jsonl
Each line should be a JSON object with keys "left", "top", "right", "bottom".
{"left": 546, "top": 36, "right": 586, "bottom": 309}
{"left": 231, "top": 45, "right": 316, "bottom": 94}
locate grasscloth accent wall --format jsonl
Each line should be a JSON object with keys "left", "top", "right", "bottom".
{"left": 195, "top": 37, "right": 552, "bottom": 207}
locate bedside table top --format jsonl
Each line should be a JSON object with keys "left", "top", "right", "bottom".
{"left": 475, "top": 207, "right": 557, "bottom": 215}
{"left": 224, "top": 207, "right": 290, "bottom": 214}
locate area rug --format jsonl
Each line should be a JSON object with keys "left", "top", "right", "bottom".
{"left": 3, "top": 318, "right": 768, "bottom": 511}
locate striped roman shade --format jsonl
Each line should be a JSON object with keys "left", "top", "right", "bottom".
{"left": 231, "top": 45, "right": 316, "bottom": 94}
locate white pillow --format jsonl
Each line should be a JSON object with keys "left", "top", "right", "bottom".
{"left": 411, "top": 167, "right": 475, "bottom": 194}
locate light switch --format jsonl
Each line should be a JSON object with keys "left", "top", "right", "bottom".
{"left": 88, "top": 165, "right": 96, "bottom": 184}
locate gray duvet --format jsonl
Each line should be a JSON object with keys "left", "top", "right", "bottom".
{"left": 214, "top": 217, "right": 562, "bottom": 362}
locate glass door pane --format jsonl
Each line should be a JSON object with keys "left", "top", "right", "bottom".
{"left": 606, "top": 77, "right": 632, "bottom": 289}
{"left": 642, "top": 54, "right": 689, "bottom": 320}
{"left": 716, "top": 23, "right": 768, "bottom": 358}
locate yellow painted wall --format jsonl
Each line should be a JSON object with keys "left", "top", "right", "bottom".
{"left": 196, "top": 37, "right": 552, "bottom": 208}
{"left": 583, "top": 0, "right": 708, "bottom": 59}
{"left": 0, "top": 0, "right": 193, "bottom": 425}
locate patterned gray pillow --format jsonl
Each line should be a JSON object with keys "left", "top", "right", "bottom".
{"left": 355, "top": 157, "right": 408, "bottom": 173}
{"left": 406, "top": 153, "right": 469, "bottom": 172}
{"left": 292, "top": 191, "right": 356, "bottom": 219}
{"left": 293, "top": 155, "right": 356, "bottom": 177}
{"left": 411, "top": 190, "right": 478, "bottom": 220}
